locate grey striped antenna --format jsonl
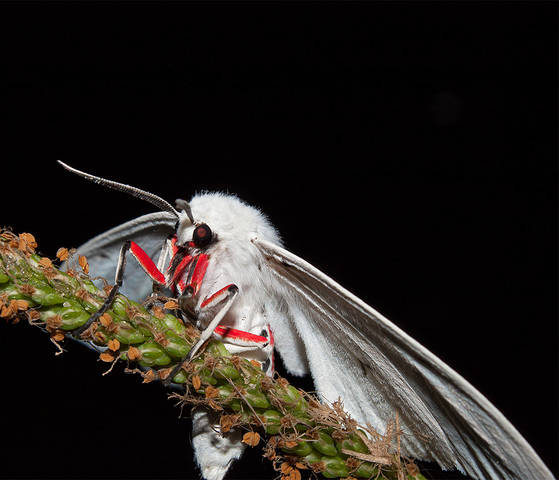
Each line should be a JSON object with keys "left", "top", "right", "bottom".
{"left": 57, "top": 160, "right": 180, "bottom": 218}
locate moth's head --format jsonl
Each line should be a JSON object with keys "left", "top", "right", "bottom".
{"left": 57, "top": 161, "right": 280, "bottom": 250}
{"left": 174, "top": 192, "right": 280, "bottom": 249}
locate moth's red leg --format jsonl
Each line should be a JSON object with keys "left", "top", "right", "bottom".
{"left": 176, "top": 254, "right": 209, "bottom": 321}
{"left": 73, "top": 240, "right": 165, "bottom": 336}
{"left": 129, "top": 241, "right": 166, "bottom": 285}
{"left": 213, "top": 324, "right": 275, "bottom": 375}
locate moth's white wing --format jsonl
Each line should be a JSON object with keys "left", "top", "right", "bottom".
{"left": 66, "top": 212, "right": 176, "bottom": 301}
{"left": 254, "top": 238, "right": 554, "bottom": 480}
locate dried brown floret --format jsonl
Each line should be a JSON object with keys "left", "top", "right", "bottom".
{"left": 99, "top": 312, "right": 113, "bottom": 328}
{"left": 26, "top": 309, "right": 41, "bottom": 322}
{"left": 38, "top": 257, "right": 53, "bottom": 269}
{"left": 164, "top": 299, "right": 179, "bottom": 310}
{"left": 205, "top": 385, "right": 219, "bottom": 400}
{"left": 242, "top": 431, "right": 260, "bottom": 447}
{"left": 309, "top": 461, "right": 326, "bottom": 473}
{"left": 45, "top": 314, "right": 63, "bottom": 331}
{"left": 208, "top": 399, "right": 223, "bottom": 411}
{"left": 192, "top": 375, "right": 202, "bottom": 390}
{"left": 219, "top": 414, "right": 241, "bottom": 433}
{"left": 56, "top": 247, "right": 69, "bottom": 261}
{"left": 50, "top": 330, "right": 65, "bottom": 342}
{"left": 19, "top": 284, "right": 35, "bottom": 296}
{"left": 142, "top": 369, "right": 156, "bottom": 383}
{"left": 107, "top": 338, "right": 120, "bottom": 351}
{"left": 18, "top": 233, "right": 37, "bottom": 253}
{"left": 78, "top": 255, "right": 89, "bottom": 274}
{"left": 99, "top": 352, "right": 114, "bottom": 362}
{"left": 126, "top": 346, "right": 141, "bottom": 361}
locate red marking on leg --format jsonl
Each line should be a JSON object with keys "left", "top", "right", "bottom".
{"left": 129, "top": 241, "right": 165, "bottom": 285}
{"left": 187, "top": 254, "right": 209, "bottom": 296}
{"left": 213, "top": 325, "right": 269, "bottom": 344}
{"left": 200, "top": 284, "right": 233, "bottom": 308}
{"left": 170, "top": 235, "right": 179, "bottom": 255}
{"left": 170, "top": 254, "right": 192, "bottom": 287}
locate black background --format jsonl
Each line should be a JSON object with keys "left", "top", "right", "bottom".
{"left": 0, "top": 2, "right": 556, "bottom": 479}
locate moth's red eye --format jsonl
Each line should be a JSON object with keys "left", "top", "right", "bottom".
{"left": 192, "top": 223, "right": 213, "bottom": 248}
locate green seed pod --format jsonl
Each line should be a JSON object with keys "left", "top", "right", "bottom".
{"left": 80, "top": 278, "right": 100, "bottom": 294}
{"left": 229, "top": 398, "right": 242, "bottom": 411}
{"left": 40, "top": 302, "right": 90, "bottom": 331}
{"left": 276, "top": 384, "right": 307, "bottom": 415}
{"left": 214, "top": 361, "right": 241, "bottom": 382}
{"left": 29, "top": 284, "right": 65, "bottom": 306}
{"left": 281, "top": 440, "right": 313, "bottom": 457}
{"left": 260, "top": 409, "right": 281, "bottom": 434}
{"left": 0, "top": 271, "right": 10, "bottom": 283}
{"left": 206, "top": 340, "right": 230, "bottom": 357}
{"left": 199, "top": 367, "right": 218, "bottom": 386}
{"left": 162, "top": 313, "right": 186, "bottom": 335}
{"left": 160, "top": 331, "right": 190, "bottom": 359}
{"left": 113, "top": 322, "right": 146, "bottom": 344}
{"left": 353, "top": 461, "right": 379, "bottom": 478}
{"left": 303, "top": 450, "right": 322, "bottom": 466}
{"left": 171, "top": 368, "right": 187, "bottom": 384}
{"left": 111, "top": 295, "right": 129, "bottom": 318}
{"left": 335, "top": 430, "right": 369, "bottom": 456}
{"left": 312, "top": 431, "right": 338, "bottom": 457}
{"left": 216, "top": 384, "right": 234, "bottom": 400}
{"left": 321, "top": 455, "right": 350, "bottom": 478}
{"left": 137, "top": 341, "right": 172, "bottom": 366}
{"left": 244, "top": 387, "right": 271, "bottom": 409}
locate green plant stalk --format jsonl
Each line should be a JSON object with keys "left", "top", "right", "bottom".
{"left": 0, "top": 232, "right": 426, "bottom": 480}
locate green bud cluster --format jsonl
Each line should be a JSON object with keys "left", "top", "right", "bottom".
{"left": 0, "top": 234, "right": 426, "bottom": 480}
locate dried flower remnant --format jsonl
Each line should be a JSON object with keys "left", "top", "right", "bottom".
{"left": 45, "top": 314, "right": 63, "bottom": 332}
{"left": 164, "top": 300, "right": 178, "bottom": 310}
{"left": 38, "top": 257, "right": 53, "bottom": 269}
{"left": 99, "top": 352, "right": 115, "bottom": 363}
{"left": 192, "top": 375, "right": 202, "bottom": 390}
{"left": 204, "top": 385, "right": 219, "bottom": 400}
{"left": 127, "top": 346, "right": 142, "bottom": 361}
{"left": 242, "top": 431, "right": 261, "bottom": 447}
{"left": 99, "top": 312, "right": 113, "bottom": 328}
{"left": 107, "top": 338, "right": 120, "bottom": 352}
{"left": 219, "top": 414, "right": 240, "bottom": 434}
{"left": 56, "top": 247, "right": 69, "bottom": 261}
{"left": 18, "top": 233, "right": 37, "bottom": 253}
{"left": 78, "top": 255, "right": 89, "bottom": 274}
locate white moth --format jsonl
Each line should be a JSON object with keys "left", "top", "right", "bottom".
{"left": 58, "top": 161, "right": 554, "bottom": 480}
